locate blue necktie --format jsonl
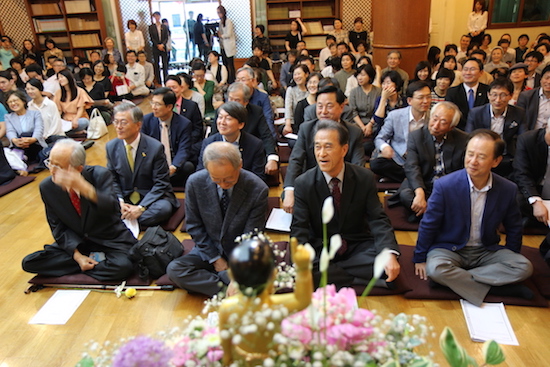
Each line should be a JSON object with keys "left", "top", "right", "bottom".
{"left": 468, "top": 89, "right": 475, "bottom": 109}
{"left": 220, "top": 189, "right": 229, "bottom": 217}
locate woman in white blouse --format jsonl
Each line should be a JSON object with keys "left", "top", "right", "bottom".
{"left": 26, "top": 78, "right": 64, "bottom": 145}
{"left": 124, "top": 20, "right": 145, "bottom": 52}
{"left": 217, "top": 6, "right": 236, "bottom": 83}
{"left": 468, "top": 1, "right": 488, "bottom": 46}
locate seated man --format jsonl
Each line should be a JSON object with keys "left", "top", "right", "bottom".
{"left": 141, "top": 87, "right": 194, "bottom": 186}
{"left": 381, "top": 50, "right": 410, "bottom": 90}
{"left": 513, "top": 124, "right": 550, "bottom": 265}
{"left": 292, "top": 120, "right": 400, "bottom": 288}
{"left": 125, "top": 50, "right": 151, "bottom": 98}
{"left": 166, "top": 142, "right": 268, "bottom": 296}
{"left": 106, "top": 102, "right": 179, "bottom": 227}
{"left": 414, "top": 130, "right": 533, "bottom": 306}
{"left": 517, "top": 64, "right": 550, "bottom": 130}
{"left": 22, "top": 139, "right": 135, "bottom": 281}
{"left": 371, "top": 81, "right": 432, "bottom": 183}
{"left": 210, "top": 82, "right": 278, "bottom": 176}
{"left": 390, "top": 101, "right": 468, "bottom": 222}
{"left": 198, "top": 101, "right": 266, "bottom": 181}
{"left": 466, "top": 78, "right": 526, "bottom": 178}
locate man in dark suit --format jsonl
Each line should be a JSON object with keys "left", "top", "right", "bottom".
{"left": 466, "top": 78, "right": 526, "bottom": 177}
{"left": 198, "top": 101, "right": 266, "bottom": 181}
{"left": 414, "top": 130, "right": 533, "bottom": 306}
{"left": 167, "top": 142, "right": 268, "bottom": 296}
{"left": 524, "top": 51, "right": 543, "bottom": 89}
{"left": 513, "top": 125, "right": 550, "bottom": 265}
{"left": 292, "top": 120, "right": 400, "bottom": 288}
{"left": 517, "top": 64, "right": 550, "bottom": 130}
{"left": 22, "top": 139, "right": 135, "bottom": 281}
{"left": 0, "top": 147, "right": 16, "bottom": 185}
{"left": 148, "top": 11, "right": 169, "bottom": 85}
{"left": 106, "top": 102, "right": 178, "bottom": 227}
{"left": 390, "top": 101, "right": 468, "bottom": 221}
{"left": 210, "top": 82, "right": 279, "bottom": 176}
{"left": 141, "top": 87, "right": 194, "bottom": 186}
{"left": 445, "top": 58, "right": 490, "bottom": 130}
{"left": 282, "top": 86, "right": 365, "bottom": 213}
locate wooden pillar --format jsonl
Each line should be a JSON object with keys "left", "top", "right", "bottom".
{"left": 372, "top": 0, "right": 431, "bottom": 79}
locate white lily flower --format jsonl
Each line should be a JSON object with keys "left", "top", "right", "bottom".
{"left": 321, "top": 196, "right": 334, "bottom": 224}
{"left": 329, "top": 234, "right": 342, "bottom": 259}
{"left": 303, "top": 243, "right": 316, "bottom": 261}
{"left": 319, "top": 247, "right": 329, "bottom": 272}
{"left": 114, "top": 281, "right": 126, "bottom": 298}
{"left": 373, "top": 248, "right": 393, "bottom": 279}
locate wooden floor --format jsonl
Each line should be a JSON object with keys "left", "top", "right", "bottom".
{"left": 1, "top": 101, "right": 549, "bottom": 366}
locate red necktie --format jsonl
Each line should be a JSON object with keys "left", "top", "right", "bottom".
{"left": 70, "top": 190, "right": 81, "bottom": 216}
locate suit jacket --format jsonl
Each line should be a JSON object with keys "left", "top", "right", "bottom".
{"left": 211, "top": 103, "right": 276, "bottom": 157}
{"left": 291, "top": 163, "right": 399, "bottom": 254}
{"left": 106, "top": 134, "right": 178, "bottom": 209}
{"left": 284, "top": 119, "right": 365, "bottom": 188}
{"left": 176, "top": 97, "right": 203, "bottom": 164}
{"left": 513, "top": 128, "right": 548, "bottom": 200}
{"left": 5, "top": 110, "right": 46, "bottom": 148}
{"left": 185, "top": 168, "right": 268, "bottom": 262}
{"left": 414, "top": 169, "right": 522, "bottom": 263}
{"left": 249, "top": 89, "right": 275, "bottom": 138}
{"left": 197, "top": 131, "right": 266, "bottom": 181}
{"left": 401, "top": 126, "right": 468, "bottom": 194}
{"left": 141, "top": 112, "right": 193, "bottom": 169}
{"left": 0, "top": 147, "right": 15, "bottom": 185}
{"left": 40, "top": 165, "right": 137, "bottom": 254}
{"left": 149, "top": 23, "right": 169, "bottom": 51}
{"left": 517, "top": 87, "right": 543, "bottom": 130}
{"left": 445, "top": 83, "right": 490, "bottom": 130}
{"left": 465, "top": 104, "right": 526, "bottom": 158}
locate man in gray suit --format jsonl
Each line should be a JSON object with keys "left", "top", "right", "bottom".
{"left": 167, "top": 142, "right": 269, "bottom": 296}
{"left": 371, "top": 81, "right": 432, "bottom": 182}
{"left": 106, "top": 102, "right": 179, "bottom": 227}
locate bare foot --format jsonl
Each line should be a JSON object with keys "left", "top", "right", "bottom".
{"left": 17, "top": 170, "right": 28, "bottom": 176}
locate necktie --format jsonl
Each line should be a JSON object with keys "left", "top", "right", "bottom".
{"left": 330, "top": 177, "right": 347, "bottom": 255}
{"left": 220, "top": 189, "right": 229, "bottom": 217}
{"left": 468, "top": 89, "right": 475, "bottom": 109}
{"left": 69, "top": 190, "right": 81, "bottom": 216}
{"left": 126, "top": 144, "right": 140, "bottom": 204}
{"left": 160, "top": 122, "right": 172, "bottom": 166}
{"left": 433, "top": 141, "right": 445, "bottom": 180}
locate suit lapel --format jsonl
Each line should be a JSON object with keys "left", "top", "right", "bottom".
{"left": 422, "top": 128, "right": 436, "bottom": 168}
{"left": 458, "top": 170, "right": 472, "bottom": 231}
{"left": 117, "top": 139, "right": 133, "bottom": 178}
{"left": 222, "top": 182, "right": 246, "bottom": 236}
{"left": 482, "top": 105, "right": 492, "bottom": 129}
{"left": 133, "top": 136, "right": 147, "bottom": 179}
{"left": 339, "top": 164, "right": 356, "bottom": 232}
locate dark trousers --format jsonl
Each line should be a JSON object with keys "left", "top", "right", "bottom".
{"left": 152, "top": 49, "right": 169, "bottom": 85}
{"left": 170, "top": 161, "right": 195, "bottom": 187}
{"left": 137, "top": 198, "right": 175, "bottom": 227}
{"left": 370, "top": 157, "right": 405, "bottom": 183}
{"left": 221, "top": 48, "right": 235, "bottom": 84}
{"left": 22, "top": 244, "right": 134, "bottom": 281}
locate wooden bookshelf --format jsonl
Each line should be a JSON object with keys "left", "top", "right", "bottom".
{"left": 266, "top": 0, "right": 341, "bottom": 55}
{"left": 25, "top": 0, "right": 107, "bottom": 60}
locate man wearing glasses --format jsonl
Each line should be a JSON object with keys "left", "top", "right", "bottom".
{"left": 22, "top": 139, "right": 136, "bottom": 281}
{"left": 166, "top": 142, "right": 268, "bottom": 296}
{"left": 106, "top": 101, "right": 178, "bottom": 227}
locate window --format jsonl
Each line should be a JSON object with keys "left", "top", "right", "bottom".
{"left": 488, "top": 0, "right": 550, "bottom": 28}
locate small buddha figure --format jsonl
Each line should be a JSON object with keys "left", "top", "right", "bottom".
{"left": 219, "top": 235, "right": 313, "bottom": 366}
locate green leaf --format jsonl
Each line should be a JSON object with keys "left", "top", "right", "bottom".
{"left": 75, "top": 356, "right": 94, "bottom": 367}
{"left": 439, "top": 327, "right": 469, "bottom": 367}
{"left": 380, "top": 360, "right": 399, "bottom": 367}
{"left": 409, "top": 357, "right": 433, "bottom": 367}
{"left": 483, "top": 340, "right": 506, "bottom": 365}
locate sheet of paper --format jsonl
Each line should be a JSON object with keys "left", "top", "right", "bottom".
{"left": 266, "top": 208, "right": 292, "bottom": 232}
{"left": 543, "top": 200, "right": 550, "bottom": 227}
{"left": 276, "top": 107, "right": 285, "bottom": 115}
{"left": 61, "top": 119, "right": 73, "bottom": 132}
{"left": 284, "top": 133, "right": 298, "bottom": 140}
{"left": 460, "top": 300, "right": 519, "bottom": 345}
{"left": 29, "top": 290, "right": 90, "bottom": 325}
{"left": 274, "top": 118, "right": 285, "bottom": 125}
{"left": 123, "top": 218, "right": 140, "bottom": 239}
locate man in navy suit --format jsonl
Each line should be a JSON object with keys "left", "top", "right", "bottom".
{"left": 198, "top": 101, "right": 266, "bottom": 181}
{"left": 445, "top": 58, "right": 490, "bottom": 130}
{"left": 517, "top": 64, "right": 550, "bottom": 130}
{"left": 141, "top": 87, "right": 194, "bottom": 186}
{"left": 22, "top": 139, "right": 135, "bottom": 281}
{"left": 167, "top": 142, "right": 268, "bottom": 296}
{"left": 466, "top": 78, "right": 526, "bottom": 178}
{"left": 106, "top": 102, "right": 178, "bottom": 227}
{"left": 148, "top": 11, "right": 169, "bottom": 85}
{"left": 414, "top": 130, "right": 533, "bottom": 306}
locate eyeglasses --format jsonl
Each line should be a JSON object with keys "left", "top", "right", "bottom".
{"left": 488, "top": 93, "right": 510, "bottom": 99}
{"left": 44, "top": 158, "right": 61, "bottom": 170}
{"left": 113, "top": 119, "right": 131, "bottom": 127}
{"left": 149, "top": 101, "right": 165, "bottom": 107}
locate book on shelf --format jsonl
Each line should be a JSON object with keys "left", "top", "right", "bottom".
{"left": 288, "top": 10, "right": 301, "bottom": 18}
{"left": 30, "top": 3, "right": 62, "bottom": 15}
{"left": 71, "top": 33, "right": 101, "bottom": 48}
{"left": 67, "top": 18, "right": 100, "bottom": 31}
{"left": 33, "top": 18, "right": 67, "bottom": 32}
{"left": 64, "top": 0, "right": 92, "bottom": 13}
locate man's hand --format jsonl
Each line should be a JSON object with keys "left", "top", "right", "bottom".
{"left": 415, "top": 262, "right": 427, "bottom": 280}
{"left": 265, "top": 160, "right": 278, "bottom": 175}
{"left": 384, "top": 254, "right": 400, "bottom": 282}
{"left": 169, "top": 165, "right": 177, "bottom": 176}
{"left": 73, "top": 249, "right": 98, "bottom": 271}
{"left": 380, "top": 146, "right": 394, "bottom": 159}
{"left": 282, "top": 190, "right": 294, "bottom": 214}
{"left": 157, "top": 44, "right": 165, "bottom": 52}
{"left": 411, "top": 189, "right": 427, "bottom": 215}
{"left": 52, "top": 166, "right": 84, "bottom": 192}
{"left": 213, "top": 257, "right": 228, "bottom": 272}
{"left": 282, "top": 123, "right": 293, "bottom": 136}
{"left": 533, "top": 200, "right": 549, "bottom": 224}
{"left": 121, "top": 204, "right": 144, "bottom": 220}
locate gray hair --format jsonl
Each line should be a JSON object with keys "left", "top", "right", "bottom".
{"left": 431, "top": 101, "right": 462, "bottom": 127}
{"left": 113, "top": 101, "right": 143, "bottom": 124}
{"left": 236, "top": 66, "right": 256, "bottom": 80}
{"left": 53, "top": 139, "right": 86, "bottom": 167}
{"left": 203, "top": 142, "right": 242, "bottom": 170}
{"left": 227, "top": 82, "right": 252, "bottom": 102}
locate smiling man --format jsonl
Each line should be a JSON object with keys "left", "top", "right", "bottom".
{"left": 292, "top": 119, "right": 400, "bottom": 289}
{"left": 414, "top": 129, "right": 533, "bottom": 306}
{"left": 166, "top": 142, "right": 268, "bottom": 296}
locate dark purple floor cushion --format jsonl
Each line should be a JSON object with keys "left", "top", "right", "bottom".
{"left": 29, "top": 272, "right": 151, "bottom": 286}
{"left": 399, "top": 245, "right": 548, "bottom": 307}
{"left": 0, "top": 175, "right": 35, "bottom": 197}
{"left": 521, "top": 246, "right": 550, "bottom": 299}
{"left": 383, "top": 197, "right": 419, "bottom": 231}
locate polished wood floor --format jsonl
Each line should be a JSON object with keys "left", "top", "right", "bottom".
{"left": 1, "top": 102, "right": 548, "bottom": 366}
